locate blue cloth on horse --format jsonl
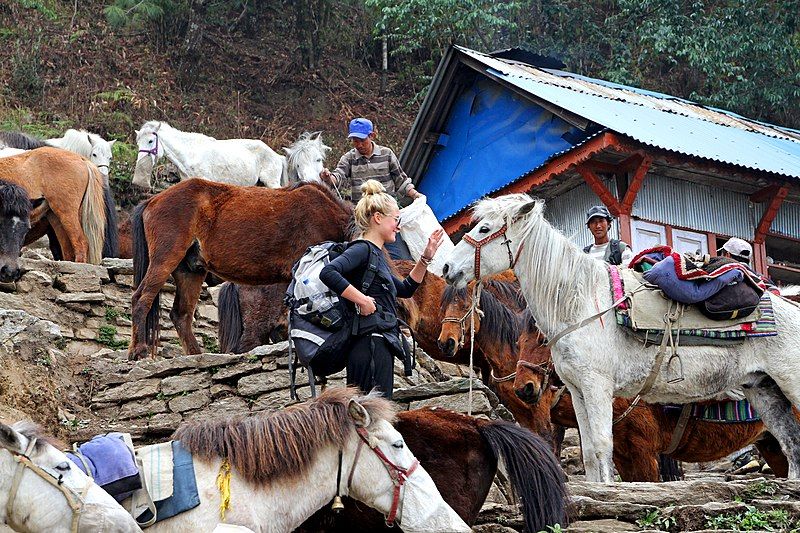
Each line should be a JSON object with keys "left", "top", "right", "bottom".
{"left": 66, "top": 433, "right": 141, "bottom": 501}
{"left": 136, "top": 440, "right": 200, "bottom": 524}
{"left": 643, "top": 256, "right": 743, "bottom": 304}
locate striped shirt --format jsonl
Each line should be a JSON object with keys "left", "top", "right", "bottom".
{"left": 330, "top": 143, "right": 413, "bottom": 202}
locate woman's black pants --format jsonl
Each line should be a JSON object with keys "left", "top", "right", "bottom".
{"left": 346, "top": 334, "right": 394, "bottom": 399}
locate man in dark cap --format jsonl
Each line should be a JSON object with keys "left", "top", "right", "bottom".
{"left": 583, "top": 205, "right": 633, "bottom": 266}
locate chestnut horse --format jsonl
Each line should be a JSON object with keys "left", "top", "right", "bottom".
{"left": 513, "top": 322, "right": 792, "bottom": 480}
{"left": 0, "top": 147, "right": 107, "bottom": 264}
{"left": 130, "top": 179, "right": 353, "bottom": 360}
{"left": 217, "top": 281, "right": 289, "bottom": 353}
{"left": 438, "top": 278, "right": 561, "bottom": 448}
{"left": 297, "top": 407, "right": 569, "bottom": 533}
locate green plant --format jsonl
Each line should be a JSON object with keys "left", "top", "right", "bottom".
{"left": 200, "top": 333, "right": 219, "bottom": 353}
{"left": 245, "top": 353, "right": 260, "bottom": 363}
{"left": 705, "top": 505, "right": 796, "bottom": 531}
{"left": 637, "top": 509, "right": 676, "bottom": 531}
{"left": 98, "top": 325, "right": 128, "bottom": 349}
{"left": 18, "top": 0, "right": 59, "bottom": 20}
{"left": 740, "top": 480, "right": 779, "bottom": 502}
{"left": 10, "top": 40, "right": 44, "bottom": 104}
{"left": 104, "top": 306, "right": 120, "bottom": 321}
{"left": 537, "top": 525, "right": 564, "bottom": 533}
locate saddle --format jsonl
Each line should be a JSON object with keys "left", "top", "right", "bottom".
{"left": 617, "top": 269, "right": 767, "bottom": 346}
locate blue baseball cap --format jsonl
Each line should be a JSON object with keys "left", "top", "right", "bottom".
{"left": 348, "top": 118, "right": 373, "bottom": 139}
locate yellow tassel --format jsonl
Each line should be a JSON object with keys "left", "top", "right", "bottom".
{"left": 216, "top": 458, "right": 232, "bottom": 521}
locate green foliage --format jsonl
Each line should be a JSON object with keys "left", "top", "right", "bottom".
{"left": 9, "top": 39, "right": 44, "bottom": 105}
{"left": 740, "top": 480, "right": 779, "bottom": 502}
{"left": 104, "top": 306, "right": 120, "bottom": 322}
{"left": 98, "top": 325, "right": 128, "bottom": 350}
{"left": 536, "top": 525, "right": 564, "bottom": 533}
{"left": 104, "top": 0, "right": 189, "bottom": 44}
{"left": 17, "top": 0, "right": 58, "bottom": 20}
{"left": 705, "top": 505, "right": 797, "bottom": 531}
{"left": 200, "top": 333, "right": 219, "bottom": 353}
{"left": 637, "top": 509, "right": 677, "bottom": 531}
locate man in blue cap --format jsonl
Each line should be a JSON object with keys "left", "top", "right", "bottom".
{"left": 321, "top": 117, "right": 421, "bottom": 259}
{"left": 583, "top": 205, "right": 633, "bottom": 265}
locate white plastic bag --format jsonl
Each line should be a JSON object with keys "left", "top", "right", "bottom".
{"left": 399, "top": 195, "right": 454, "bottom": 276}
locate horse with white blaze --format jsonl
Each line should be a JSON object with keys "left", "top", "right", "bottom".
{"left": 442, "top": 193, "right": 800, "bottom": 483}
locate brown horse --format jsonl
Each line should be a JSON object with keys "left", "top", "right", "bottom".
{"left": 438, "top": 278, "right": 559, "bottom": 447}
{"left": 296, "top": 407, "right": 569, "bottom": 533}
{"left": 513, "top": 324, "right": 792, "bottom": 480}
{"left": 0, "top": 147, "right": 107, "bottom": 264}
{"left": 130, "top": 179, "right": 353, "bottom": 360}
{"left": 217, "top": 281, "right": 289, "bottom": 353}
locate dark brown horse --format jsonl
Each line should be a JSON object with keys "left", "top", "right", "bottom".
{"left": 130, "top": 179, "right": 353, "bottom": 360}
{"left": 0, "top": 147, "right": 107, "bottom": 264}
{"left": 438, "top": 278, "right": 560, "bottom": 447}
{"left": 296, "top": 407, "right": 569, "bottom": 533}
{"left": 0, "top": 180, "right": 34, "bottom": 281}
{"left": 217, "top": 281, "right": 289, "bottom": 353}
{"left": 513, "top": 324, "right": 792, "bottom": 480}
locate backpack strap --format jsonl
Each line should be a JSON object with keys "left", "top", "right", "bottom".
{"left": 351, "top": 243, "right": 384, "bottom": 336}
{"left": 582, "top": 244, "right": 592, "bottom": 254}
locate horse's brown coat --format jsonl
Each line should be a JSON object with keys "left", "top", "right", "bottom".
{"left": 130, "top": 179, "right": 352, "bottom": 360}
{"left": 0, "top": 147, "right": 106, "bottom": 263}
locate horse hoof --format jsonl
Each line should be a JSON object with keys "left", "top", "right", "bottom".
{"left": 128, "top": 347, "right": 149, "bottom": 361}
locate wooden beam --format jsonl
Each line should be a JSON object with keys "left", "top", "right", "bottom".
{"left": 442, "top": 131, "right": 625, "bottom": 234}
{"left": 618, "top": 213, "right": 632, "bottom": 249}
{"left": 754, "top": 185, "right": 789, "bottom": 244}
{"left": 620, "top": 156, "right": 652, "bottom": 213}
{"left": 577, "top": 166, "right": 622, "bottom": 216}
{"left": 750, "top": 184, "right": 784, "bottom": 203}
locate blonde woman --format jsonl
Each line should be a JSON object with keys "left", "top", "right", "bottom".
{"left": 320, "top": 179, "right": 444, "bottom": 398}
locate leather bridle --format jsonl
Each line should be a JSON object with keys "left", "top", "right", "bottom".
{"left": 440, "top": 306, "right": 483, "bottom": 352}
{"left": 4, "top": 438, "right": 88, "bottom": 533}
{"left": 340, "top": 426, "right": 420, "bottom": 527}
{"left": 462, "top": 221, "right": 523, "bottom": 281}
{"left": 138, "top": 131, "right": 160, "bottom": 159}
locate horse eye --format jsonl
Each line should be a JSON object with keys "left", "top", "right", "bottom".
{"left": 479, "top": 225, "right": 490, "bottom": 234}
{"left": 392, "top": 440, "right": 404, "bottom": 449}
{"left": 55, "top": 461, "right": 71, "bottom": 472}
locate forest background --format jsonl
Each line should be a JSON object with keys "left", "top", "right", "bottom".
{"left": 0, "top": 0, "right": 798, "bottom": 206}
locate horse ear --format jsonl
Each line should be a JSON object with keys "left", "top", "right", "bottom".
{"left": 311, "top": 131, "right": 321, "bottom": 140}
{"left": 348, "top": 399, "right": 372, "bottom": 428}
{"left": 282, "top": 147, "right": 291, "bottom": 156}
{"left": 0, "top": 423, "right": 21, "bottom": 452}
{"left": 154, "top": 122, "right": 162, "bottom": 132}
{"left": 109, "top": 140, "right": 117, "bottom": 147}
{"left": 87, "top": 133, "right": 94, "bottom": 147}
{"left": 514, "top": 199, "right": 540, "bottom": 221}
{"left": 31, "top": 198, "right": 45, "bottom": 210}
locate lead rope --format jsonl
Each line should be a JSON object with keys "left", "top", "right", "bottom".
{"left": 468, "top": 282, "right": 483, "bottom": 417}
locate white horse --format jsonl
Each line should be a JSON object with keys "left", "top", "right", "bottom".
{"left": 47, "top": 129, "right": 116, "bottom": 177}
{"left": 282, "top": 131, "right": 331, "bottom": 185}
{"left": 0, "top": 421, "right": 141, "bottom": 532}
{"left": 442, "top": 194, "right": 800, "bottom": 482}
{"left": 132, "top": 121, "right": 288, "bottom": 189}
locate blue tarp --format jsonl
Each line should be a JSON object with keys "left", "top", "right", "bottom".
{"left": 416, "top": 78, "right": 589, "bottom": 221}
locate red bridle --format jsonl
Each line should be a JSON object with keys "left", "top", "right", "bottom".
{"left": 462, "top": 221, "right": 524, "bottom": 280}
{"left": 347, "top": 426, "right": 420, "bottom": 527}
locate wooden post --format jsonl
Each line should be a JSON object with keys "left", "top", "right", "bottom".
{"left": 754, "top": 185, "right": 789, "bottom": 244}
{"left": 381, "top": 33, "right": 388, "bottom": 95}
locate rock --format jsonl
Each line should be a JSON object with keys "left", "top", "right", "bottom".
{"left": 15, "top": 270, "right": 52, "bottom": 293}
{"left": 92, "top": 378, "right": 160, "bottom": 403}
{"left": 238, "top": 371, "right": 303, "bottom": 396}
{"left": 0, "top": 309, "right": 61, "bottom": 344}
{"left": 251, "top": 390, "right": 298, "bottom": 412}
{"left": 168, "top": 390, "right": 211, "bottom": 413}
{"left": 471, "top": 526, "right": 519, "bottom": 533}
{"left": 161, "top": 373, "right": 211, "bottom": 395}
{"left": 75, "top": 328, "right": 97, "bottom": 340}
{"left": 114, "top": 274, "right": 134, "bottom": 288}
{"left": 54, "top": 273, "right": 102, "bottom": 293}
{"left": 246, "top": 342, "right": 289, "bottom": 359}
{"left": 210, "top": 384, "right": 235, "bottom": 398}
{"left": 56, "top": 292, "right": 106, "bottom": 304}
{"left": 569, "top": 494, "right": 657, "bottom": 521}
{"left": 118, "top": 399, "right": 168, "bottom": 420}
{"left": 567, "top": 519, "right": 640, "bottom": 532}
{"left": 408, "top": 390, "right": 492, "bottom": 414}
{"left": 148, "top": 413, "right": 182, "bottom": 434}
{"left": 207, "top": 285, "right": 222, "bottom": 306}
{"left": 102, "top": 258, "right": 134, "bottom": 275}
{"left": 211, "top": 361, "right": 263, "bottom": 382}
{"left": 113, "top": 353, "right": 245, "bottom": 383}
{"left": 393, "top": 377, "right": 486, "bottom": 402}
{"left": 21, "top": 258, "right": 110, "bottom": 281}
{"left": 66, "top": 303, "right": 92, "bottom": 313}
{"left": 196, "top": 304, "right": 218, "bottom": 323}
{"left": 191, "top": 396, "right": 250, "bottom": 419}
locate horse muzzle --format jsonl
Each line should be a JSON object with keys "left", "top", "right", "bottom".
{"left": 515, "top": 381, "right": 542, "bottom": 405}
{"left": 0, "top": 264, "right": 22, "bottom": 283}
{"left": 436, "top": 337, "right": 457, "bottom": 358}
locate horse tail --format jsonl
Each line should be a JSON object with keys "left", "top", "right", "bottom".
{"left": 659, "top": 454, "right": 683, "bottom": 481}
{"left": 80, "top": 162, "right": 107, "bottom": 264}
{"left": 218, "top": 282, "right": 243, "bottom": 353}
{"left": 101, "top": 185, "right": 120, "bottom": 258}
{"left": 132, "top": 199, "right": 160, "bottom": 350}
{"left": 478, "top": 420, "right": 569, "bottom": 532}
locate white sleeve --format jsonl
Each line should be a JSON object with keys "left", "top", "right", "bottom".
{"left": 621, "top": 245, "right": 635, "bottom": 267}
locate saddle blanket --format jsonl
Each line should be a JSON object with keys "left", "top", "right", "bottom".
{"left": 66, "top": 433, "right": 141, "bottom": 501}
{"left": 664, "top": 399, "right": 761, "bottom": 423}
{"left": 123, "top": 440, "right": 200, "bottom": 525}
{"left": 616, "top": 268, "right": 777, "bottom": 341}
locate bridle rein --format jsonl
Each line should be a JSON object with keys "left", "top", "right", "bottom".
{"left": 462, "top": 221, "right": 523, "bottom": 281}
{"left": 336, "top": 426, "right": 420, "bottom": 527}
{"left": 138, "top": 131, "right": 160, "bottom": 159}
{"left": 3, "top": 437, "right": 88, "bottom": 533}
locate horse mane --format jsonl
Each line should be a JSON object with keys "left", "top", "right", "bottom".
{"left": 138, "top": 121, "right": 217, "bottom": 144}
{"left": 11, "top": 421, "right": 65, "bottom": 454}
{"left": 0, "top": 179, "right": 32, "bottom": 218}
{"left": 284, "top": 132, "right": 330, "bottom": 170}
{"left": 781, "top": 285, "right": 800, "bottom": 297}
{"left": 55, "top": 129, "right": 94, "bottom": 157}
{"left": 174, "top": 387, "right": 395, "bottom": 485}
{"left": 286, "top": 181, "right": 356, "bottom": 238}
{"left": 0, "top": 131, "right": 49, "bottom": 150}
{"left": 472, "top": 194, "right": 606, "bottom": 333}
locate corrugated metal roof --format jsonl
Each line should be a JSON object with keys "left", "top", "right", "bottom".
{"left": 457, "top": 46, "right": 800, "bottom": 179}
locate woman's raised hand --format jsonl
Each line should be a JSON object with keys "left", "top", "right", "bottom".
{"left": 422, "top": 229, "right": 445, "bottom": 260}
